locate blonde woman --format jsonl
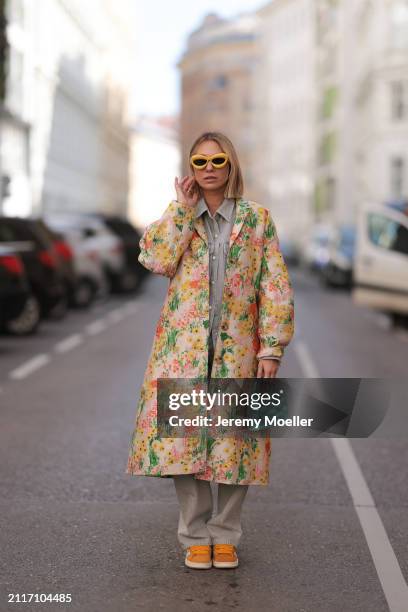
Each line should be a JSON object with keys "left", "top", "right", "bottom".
{"left": 126, "top": 131, "right": 294, "bottom": 569}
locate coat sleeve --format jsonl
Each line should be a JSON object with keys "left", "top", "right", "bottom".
{"left": 256, "top": 209, "right": 295, "bottom": 360}
{"left": 138, "top": 200, "right": 196, "bottom": 278}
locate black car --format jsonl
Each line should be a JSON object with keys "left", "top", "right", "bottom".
{"left": 86, "top": 213, "right": 148, "bottom": 292}
{"left": 0, "top": 217, "right": 67, "bottom": 333}
{"left": 33, "top": 218, "right": 79, "bottom": 310}
{"left": 0, "top": 245, "right": 31, "bottom": 331}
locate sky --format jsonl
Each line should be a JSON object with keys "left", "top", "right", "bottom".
{"left": 133, "top": 0, "right": 268, "bottom": 118}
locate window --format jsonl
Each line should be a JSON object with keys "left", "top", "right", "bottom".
{"left": 390, "top": 156, "right": 405, "bottom": 198}
{"left": 391, "top": 81, "right": 407, "bottom": 120}
{"left": 6, "top": 47, "right": 23, "bottom": 116}
{"left": 390, "top": 0, "right": 408, "bottom": 49}
{"left": 321, "top": 85, "right": 338, "bottom": 119}
{"left": 314, "top": 176, "right": 336, "bottom": 216}
{"left": 368, "top": 213, "right": 408, "bottom": 255}
{"left": 207, "top": 75, "right": 228, "bottom": 92}
{"left": 319, "top": 131, "right": 337, "bottom": 165}
{"left": 6, "top": 0, "right": 24, "bottom": 25}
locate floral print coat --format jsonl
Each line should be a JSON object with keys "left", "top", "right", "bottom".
{"left": 125, "top": 197, "right": 294, "bottom": 485}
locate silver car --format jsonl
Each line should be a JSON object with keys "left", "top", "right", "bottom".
{"left": 44, "top": 213, "right": 126, "bottom": 298}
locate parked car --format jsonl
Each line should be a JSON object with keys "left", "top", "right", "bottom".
{"left": 0, "top": 245, "right": 32, "bottom": 331}
{"left": 86, "top": 213, "right": 149, "bottom": 291}
{"left": 33, "top": 219, "right": 78, "bottom": 314}
{"left": 385, "top": 198, "right": 408, "bottom": 215}
{"left": 42, "top": 217, "right": 108, "bottom": 307}
{"left": 44, "top": 213, "right": 126, "bottom": 294}
{"left": 0, "top": 217, "right": 67, "bottom": 334}
{"left": 301, "top": 224, "right": 336, "bottom": 272}
{"left": 279, "top": 237, "right": 301, "bottom": 267}
{"left": 321, "top": 224, "right": 356, "bottom": 288}
{"left": 352, "top": 203, "right": 408, "bottom": 323}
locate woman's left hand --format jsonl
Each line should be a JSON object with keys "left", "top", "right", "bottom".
{"left": 257, "top": 359, "right": 280, "bottom": 378}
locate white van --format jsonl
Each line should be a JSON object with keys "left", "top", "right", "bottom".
{"left": 352, "top": 203, "right": 408, "bottom": 318}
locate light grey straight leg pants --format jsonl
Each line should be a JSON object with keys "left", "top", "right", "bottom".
{"left": 173, "top": 474, "right": 249, "bottom": 549}
{"left": 173, "top": 332, "right": 249, "bottom": 550}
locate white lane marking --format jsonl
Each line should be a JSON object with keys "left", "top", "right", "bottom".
{"left": 86, "top": 319, "right": 108, "bottom": 335}
{"left": 9, "top": 354, "right": 50, "bottom": 380}
{"left": 294, "top": 339, "right": 319, "bottom": 377}
{"left": 331, "top": 438, "right": 408, "bottom": 611}
{"left": 5, "top": 300, "right": 140, "bottom": 382}
{"left": 86, "top": 302, "right": 138, "bottom": 335}
{"left": 123, "top": 302, "right": 139, "bottom": 314}
{"left": 107, "top": 308, "right": 126, "bottom": 323}
{"left": 296, "top": 338, "right": 408, "bottom": 611}
{"left": 54, "top": 334, "right": 83, "bottom": 354}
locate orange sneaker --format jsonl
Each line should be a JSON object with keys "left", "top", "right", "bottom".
{"left": 212, "top": 544, "right": 239, "bottom": 568}
{"left": 185, "top": 545, "right": 212, "bottom": 569}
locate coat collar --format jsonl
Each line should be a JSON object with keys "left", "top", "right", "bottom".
{"left": 193, "top": 197, "right": 251, "bottom": 249}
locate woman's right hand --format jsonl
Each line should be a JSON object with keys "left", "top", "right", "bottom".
{"left": 174, "top": 176, "right": 200, "bottom": 208}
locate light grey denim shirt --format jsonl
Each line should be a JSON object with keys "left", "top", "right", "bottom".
{"left": 194, "top": 196, "right": 279, "bottom": 361}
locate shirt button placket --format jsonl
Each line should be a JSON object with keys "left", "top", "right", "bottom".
{"left": 208, "top": 234, "right": 215, "bottom": 331}
{"left": 212, "top": 216, "right": 221, "bottom": 344}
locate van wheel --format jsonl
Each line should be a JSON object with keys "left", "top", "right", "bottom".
{"left": 391, "top": 313, "right": 408, "bottom": 329}
{"left": 4, "top": 295, "right": 41, "bottom": 336}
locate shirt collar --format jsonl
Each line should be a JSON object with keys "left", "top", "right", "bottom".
{"left": 195, "top": 196, "right": 236, "bottom": 221}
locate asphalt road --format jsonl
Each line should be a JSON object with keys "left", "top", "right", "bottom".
{"left": 0, "top": 268, "right": 407, "bottom": 612}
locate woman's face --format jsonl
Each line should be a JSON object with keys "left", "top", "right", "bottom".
{"left": 190, "top": 140, "right": 230, "bottom": 194}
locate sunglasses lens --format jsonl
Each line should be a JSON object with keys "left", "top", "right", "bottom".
{"left": 212, "top": 156, "right": 226, "bottom": 166}
{"left": 193, "top": 158, "right": 207, "bottom": 167}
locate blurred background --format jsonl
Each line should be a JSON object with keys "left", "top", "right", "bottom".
{"left": 1, "top": 3, "right": 408, "bottom": 611}
{"left": 0, "top": 0, "right": 407, "bottom": 340}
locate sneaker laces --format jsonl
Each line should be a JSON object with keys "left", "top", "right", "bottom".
{"left": 188, "top": 545, "right": 210, "bottom": 556}
{"left": 214, "top": 544, "right": 235, "bottom": 555}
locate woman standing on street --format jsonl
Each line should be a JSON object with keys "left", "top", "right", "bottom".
{"left": 126, "top": 131, "right": 294, "bottom": 569}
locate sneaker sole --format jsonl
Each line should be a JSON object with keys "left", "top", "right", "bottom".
{"left": 212, "top": 560, "right": 239, "bottom": 568}
{"left": 185, "top": 559, "right": 212, "bottom": 569}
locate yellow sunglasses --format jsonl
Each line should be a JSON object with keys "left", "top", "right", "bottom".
{"left": 190, "top": 152, "right": 229, "bottom": 169}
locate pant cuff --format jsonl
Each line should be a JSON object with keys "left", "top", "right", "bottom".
{"left": 212, "top": 538, "right": 241, "bottom": 547}
{"left": 179, "top": 539, "right": 212, "bottom": 550}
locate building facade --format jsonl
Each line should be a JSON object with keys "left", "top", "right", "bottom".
{"left": 177, "top": 12, "right": 260, "bottom": 202}
{"left": 315, "top": 0, "right": 408, "bottom": 225}
{"left": 0, "top": 0, "right": 137, "bottom": 217}
{"left": 253, "top": 0, "right": 317, "bottom": 239}
{"left": 353, "top": 0, "right": 408, "bottom": 211}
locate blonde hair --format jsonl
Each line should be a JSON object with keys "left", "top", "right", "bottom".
{"left": 189, "top": 131, "right": 244, "bottom": 199}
